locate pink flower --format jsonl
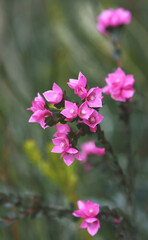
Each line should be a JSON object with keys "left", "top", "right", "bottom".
{"left": 78, "top": 102, "right": 93, "bottom": 120}
{"left": 67, "top": 72, "right": 87, "bottom": 100}
{"left": 43, "top": 83, "right": 63, "bottom": 104}
{"left": 54, "top": 124, "right": 71, "bottom": 137}
{"left": 28, "top": 109, "right": 52, "bottom": 129}
{"left": 61, "top": 101, "right": 78, "bottom": 120}
{"left": 51, "top": 137, "right": 69, "bottom": 153}
{"left": 27, "top": 93, "right": 46, "bottom": 112}
{"left": 72, "top": 200, "right": 100, "bottom": 236}
{"left": 81, "top": 141, "right": 106, "bottom": 162}
{"left": 114, "top": 219, "right": 120, "bottom": 224}
{"left": 102, "top": 68, "right": 135, "bottom": 102}
{"left": 27, "top": 93, "right": 52, "bottom": 129}
{"left": 61, "top": 148, "right": 82, "bottom": 166}
{"left": 80, "top": 109, "right": 104, "bottom": 132}
{"left": 86, "top": 87, "right": 103, "bottom": 108}
{"left": 97, "top": 8, "right": 132, "bottom": 35}
{"left": 73, "top": 200, "right": 100, "bottom": 218}
{"left": 75, "top": 86, "right": 87, "bottom": 101}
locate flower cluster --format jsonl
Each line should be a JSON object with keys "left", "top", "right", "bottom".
{"left": 72, "top": 200, "right": 100, "bottom": 236}
{"left": 27, "top": 84, "right": 64, "bottom": 129}
{"left": 102, "top": 68, "right": 135, "bottom": 102}
{"left": 97, "top": 8, "right": 132, "bottom": 35}
{"left": 28, "top": 67, "right": 135, "bottom": 167}
{"left": 50, "top": 73, "right": 105, "bottom": 165}
{"left": 66, "top": 72, "right": 104, "bottom": 132}
{"left": 28, "top": 73, "right": 105, "bottom": 166}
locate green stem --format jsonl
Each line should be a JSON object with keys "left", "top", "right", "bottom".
{"left": 119, "top": 102, "right": 135, "bottom": 217}
{"left": 97, "top": 125, "right": 128, "bottom": 191}
{"left": 112, "top": 31, "right": 122, "bottom": 68}
{"left": 111, "top": 31, "right": 136, "bottom": 237}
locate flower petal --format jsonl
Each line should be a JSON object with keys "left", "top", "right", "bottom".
{"left": 77, "top": 200, "right": 85, "bottom": 210}
{"left": 80, "top": 220, "right": 87, "bottom": 229}
{"left": 87, "top": 219, "right": 100, "bottom": 236}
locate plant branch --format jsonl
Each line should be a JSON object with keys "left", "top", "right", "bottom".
{"left": 118, "top": 102, "right": 135, "bottom": 216}
{"left": 112, "top": 30, "right": 122, "bottom": 68}
{"left": 97, "top": 125, "right": 128, "bottom": 191}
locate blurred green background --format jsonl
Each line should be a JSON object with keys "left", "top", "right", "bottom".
{"left": 0, "top": 0, "right": 148, "bottom": 239}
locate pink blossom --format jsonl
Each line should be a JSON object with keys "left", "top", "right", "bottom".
{"left": 75, "top": 86, "right": 87, "bottom": 101}
{"left": 86, "top": 87, "right": 103, "bottom": 108}
{"left": 102, "top": 68, "right": 135, "bottom": 102}
{"left": 78, "top": 102, "right": 93, "bottom": 120}
{"left": 27, "top": 93, "right": 52, "bottom": 129}
{"left": 61, "top": 148, "right": 82, "bottom": 166}
{"left": 80, "top": 109, "right": 104, "bottom": 132}
{"left": 51, "top": 137, "right": 69, "bottom": 153}
{"left": 73, "top": 200, "right": 99, "bottom": 218}
{"left": 67, "top": 72, "right": 87, "bottom": 100}
{"left": 81, "top": 141, "right": 106, "bottom": 162}
{"left": 61, "top": 101, "right": 78, "bottom": 120}
{"left": 27, "top": 93, "right": 46, "bottom": 112}
{"left": 97, "top": 8, "right": 132, "bottom": 35}
{"left": 68, "top": 72, "right": 87, "bottom": 89}
{"left": 114, "top": 219, "right": 120, "bottom": 224}
{"left": 28, "top": 109, "right": 52, "bottom": 129}
{"left": 54, "top": 124, "right": 71, "bottom": 137}
{"left": 43, "top": 83, "right": 63, "bottom": 104}
{"left": 72, "top": 200, "right": 100, "bottom": 236}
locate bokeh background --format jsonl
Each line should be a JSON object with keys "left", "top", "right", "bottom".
{"left": 0, "top": 0, "right": 148, "bottom": 239}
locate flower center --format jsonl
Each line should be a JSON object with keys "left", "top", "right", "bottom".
{"left": 116, "top": 78, "right": 120, "bottom": 83}
{"left": 70, "top": 109, "right": 75, "bottom": 114}
{"left": 89, "top": 209, "right": 93, "bottom": 213}
{"left": 37, "top": 102, "right": 44, "bottom": 110}
{"left": 70, "top": 108, "right": 77, "bottom": 117}
{"left": 89, "top": 116, "right": 96, "bottom": 124}
{"left": 81, "top": 109, "right": 86, "bottom": 115}
{"left": 78, "top": 88, "right": 83, "bottom": 94}
{"left": 88, "top": 93, "right": 95, "bottom": 102}
{"left": 60, "top": 142, "right": 65, "bottom": 147}
{"left": 60, "top": 141, "right": 68, "bottom": 149}
{"left": 70, "top": 109, "right": 74, "bottom": 113}
{"left": 54, "top": 93, "right": 58, "bottom": 99}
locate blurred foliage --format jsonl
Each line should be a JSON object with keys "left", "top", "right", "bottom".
{"left": 0, "top": 0, "right": 148, "bottom": 239}
{"left": 24, "top": 140, "right": 78, "bottom": 203}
